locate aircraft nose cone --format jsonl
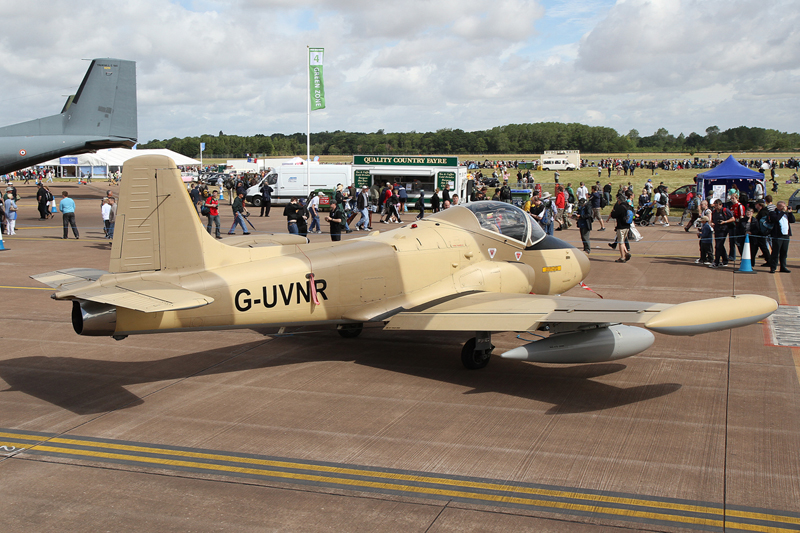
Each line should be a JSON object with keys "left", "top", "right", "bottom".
{"left": 575, "top": 248, "right": 591, "bottom": 280}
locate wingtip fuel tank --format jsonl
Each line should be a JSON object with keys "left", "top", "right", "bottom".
{"left": 645, "top": 294, "right": 778, "bottom": 336}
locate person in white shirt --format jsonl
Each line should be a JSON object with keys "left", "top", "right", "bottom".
{"left": 101, "top": 198, "right": 112, "bottom": 238}
{"left": 576, "top": 182, "right": 589, "bottom": 201}
{"left": 308, "top": 191, "right": 322, "bottom": 234}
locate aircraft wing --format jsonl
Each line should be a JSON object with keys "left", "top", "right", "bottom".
{"left": 32, "top": 269, "right": 213, "bottom": 313}
{"left": 383, "top": 292, "right": 777, "bottom": 336}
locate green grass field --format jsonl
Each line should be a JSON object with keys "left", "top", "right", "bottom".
{"left": 194, "top": 152, "right": 800, "bottom": 205}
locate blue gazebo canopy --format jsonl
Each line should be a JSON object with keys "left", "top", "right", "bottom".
{"left": 697, "top": 155, "right": 763, "bottom": 180}
{"left": 696, "top": 155, "right": 764, "bottom": 201}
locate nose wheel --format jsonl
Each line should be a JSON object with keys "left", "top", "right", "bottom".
{"left": 461, "top": 332, "right": 494, "bottom": 369}
{"left": 337, "top": 323, "right": 363, "bottom": 338}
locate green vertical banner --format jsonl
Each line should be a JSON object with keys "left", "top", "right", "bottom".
{"left": 309, "top": 48, "right": 325, "bottom": 110}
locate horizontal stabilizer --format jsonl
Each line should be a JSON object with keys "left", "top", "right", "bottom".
{"left": 31, "top": 268, "right": 109, "bottom": 291}
{"left": 32, "top": 269, "right": 214, "bottom": 313}
{"left": 56, "top": 280, "right": 213, "bottom": 313}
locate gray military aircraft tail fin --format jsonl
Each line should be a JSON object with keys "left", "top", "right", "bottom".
{"left": 0, "top": 58, "right": 137, "bottom": 140}
{"left": 0, "top": 58, "right": 137, "bottom": 174}
{"left": 62, "top": 59, "right": 137, "bottom": 141}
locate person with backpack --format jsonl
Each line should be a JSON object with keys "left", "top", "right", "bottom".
{"left": 554, "top": 185, "right": 570, "bottom": 231}
{"left": 574, "top": 198, "right": 593, "bottom": 254}
{"left": 204, "top": 190, "right": 222, "bottom": 239}
{"left": 590, "top": 185, "right": 606, "bottom": 231}
{"left": 565, "top": 183, "right": 576, "bottom": 205}
{"left": 36, "top": 183, "right": 49, "bottom": 220}
{"left": 499, "top": 181, "right": 512, "bottom": 204}
{"left": 610, "top": 195, "right": 633, "bottom": 262}
{"left": 654, "top": 186, "right": 669, "bottom": 226}
{"left": 684, "top": 194, "right": 703, "bottom": 232}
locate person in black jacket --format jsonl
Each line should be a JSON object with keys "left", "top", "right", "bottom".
{"left": 574, "top": 198, "right": 592, "bottom": 253}
{"left": 610, "top": 195, "right": 632, "bottom": 262}
{"left": 36, "top": 183, "right": 49, "bottom": 220}
{"left": 325, "top": 200, "right": 345, "bottom": 242}
{"left": 283, "top": 198, "right": 300, "bottom": 234}
{"left": 228, "top": 192, "right": 250, "bottom": 235}
{"left": 768, "top": 201, "right": 795, "bottom": 273}
{"left": 709, "top": 200, "right": 734, "bottom": 267}
{"left": 430, "top": 189, "right": 440, "bottom": 212}
{"left": 259, "top": 181, "right": 273, "bottom": 217}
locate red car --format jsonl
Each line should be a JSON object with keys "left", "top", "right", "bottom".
{"left": 668, "top": 184, "right": 697, "bottom": 209}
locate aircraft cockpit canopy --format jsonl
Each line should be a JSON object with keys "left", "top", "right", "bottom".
{"left": 465, "top": 201, "right": 545, "bottom": 246}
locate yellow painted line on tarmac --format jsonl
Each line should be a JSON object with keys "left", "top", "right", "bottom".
{"left": 2, "top": 431, "right": 800, "bottom": 531}
{"left": 0, "top": 285, "right": 52, "bottom": 291}
{"left": 0, "top": 441, "right": 726, "bottom": 530}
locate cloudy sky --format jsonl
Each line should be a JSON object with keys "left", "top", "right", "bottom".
{"left": 1, "top": 0, "right": 798, "bottom": 143}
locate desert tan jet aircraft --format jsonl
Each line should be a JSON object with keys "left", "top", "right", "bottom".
{"left": 34, "top": 155, "right": 777, "bottom": 369}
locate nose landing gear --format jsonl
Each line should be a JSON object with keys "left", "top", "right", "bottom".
{"left": 461, "top": 331, "right": 494, "bottom": 369}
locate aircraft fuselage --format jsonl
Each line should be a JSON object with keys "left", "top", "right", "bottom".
{"left": 112, "top": 222, "right": 588, "bottom": 336}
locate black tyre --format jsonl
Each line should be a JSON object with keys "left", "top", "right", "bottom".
{"left": 461, "top": 337, "right": 491, "bottom": 370}
{"left": 337, "top": 323, "right": 363, "bottom": 338}
{"left": 251, "top": 196, "right": 263, "bottom": 207}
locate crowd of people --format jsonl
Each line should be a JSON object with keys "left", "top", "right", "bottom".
{"left": 473, "top": 169, "right": 795, "bottom": 272}
{"left": 2, "top": 165, "right": 794, "bottom": 275}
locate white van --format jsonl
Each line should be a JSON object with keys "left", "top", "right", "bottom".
{"left": 540, "top": 159, "right": 577, "bottom": 171}
{"left": 246, "top": 164, "right": 353, "bottom": 206}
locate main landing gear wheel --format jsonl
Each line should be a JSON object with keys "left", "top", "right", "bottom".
{"left": 461, "top": 336, "right": 494, "bottom": 370}
{"left": 337, "top": 323, "right": 363, "bottom": 338}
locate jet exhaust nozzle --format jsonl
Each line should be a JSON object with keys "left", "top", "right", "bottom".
{"left": 501, "top": 325, "right": 655, "bottom": 363}
{"left": 72, "top": 300, "right": 117, "bottom": 336}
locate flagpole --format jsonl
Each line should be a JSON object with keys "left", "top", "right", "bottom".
{"left": 307, "top": 45, "right": 311, "bottom": 201}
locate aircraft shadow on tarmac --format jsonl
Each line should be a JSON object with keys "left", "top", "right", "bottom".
{"left": 0, "top": 330, "right": 680, "bottom": 416}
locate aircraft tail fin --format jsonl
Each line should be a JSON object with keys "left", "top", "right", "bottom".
{"left": 0, "top": 59, "right": 137, "bottom": 142}
{"left": 109, "top": 155, "right": 235, "bottom": 273}
{"left": 63, "top": 58, "right": 137, "bottom": 142}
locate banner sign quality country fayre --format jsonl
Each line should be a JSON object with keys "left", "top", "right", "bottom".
{"left": 353, "top": 155, "right": 459, "bottom": 167}
{"left": 309, "top": 48, "right": 325, "bottom": 110}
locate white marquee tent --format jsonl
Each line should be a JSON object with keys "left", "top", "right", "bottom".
{"left": 40, "top": 148, "right": 200, "bottom": 179}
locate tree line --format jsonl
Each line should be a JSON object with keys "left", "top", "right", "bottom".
{"left": 139, "top": 123, "right": 800, "bottom": 159}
